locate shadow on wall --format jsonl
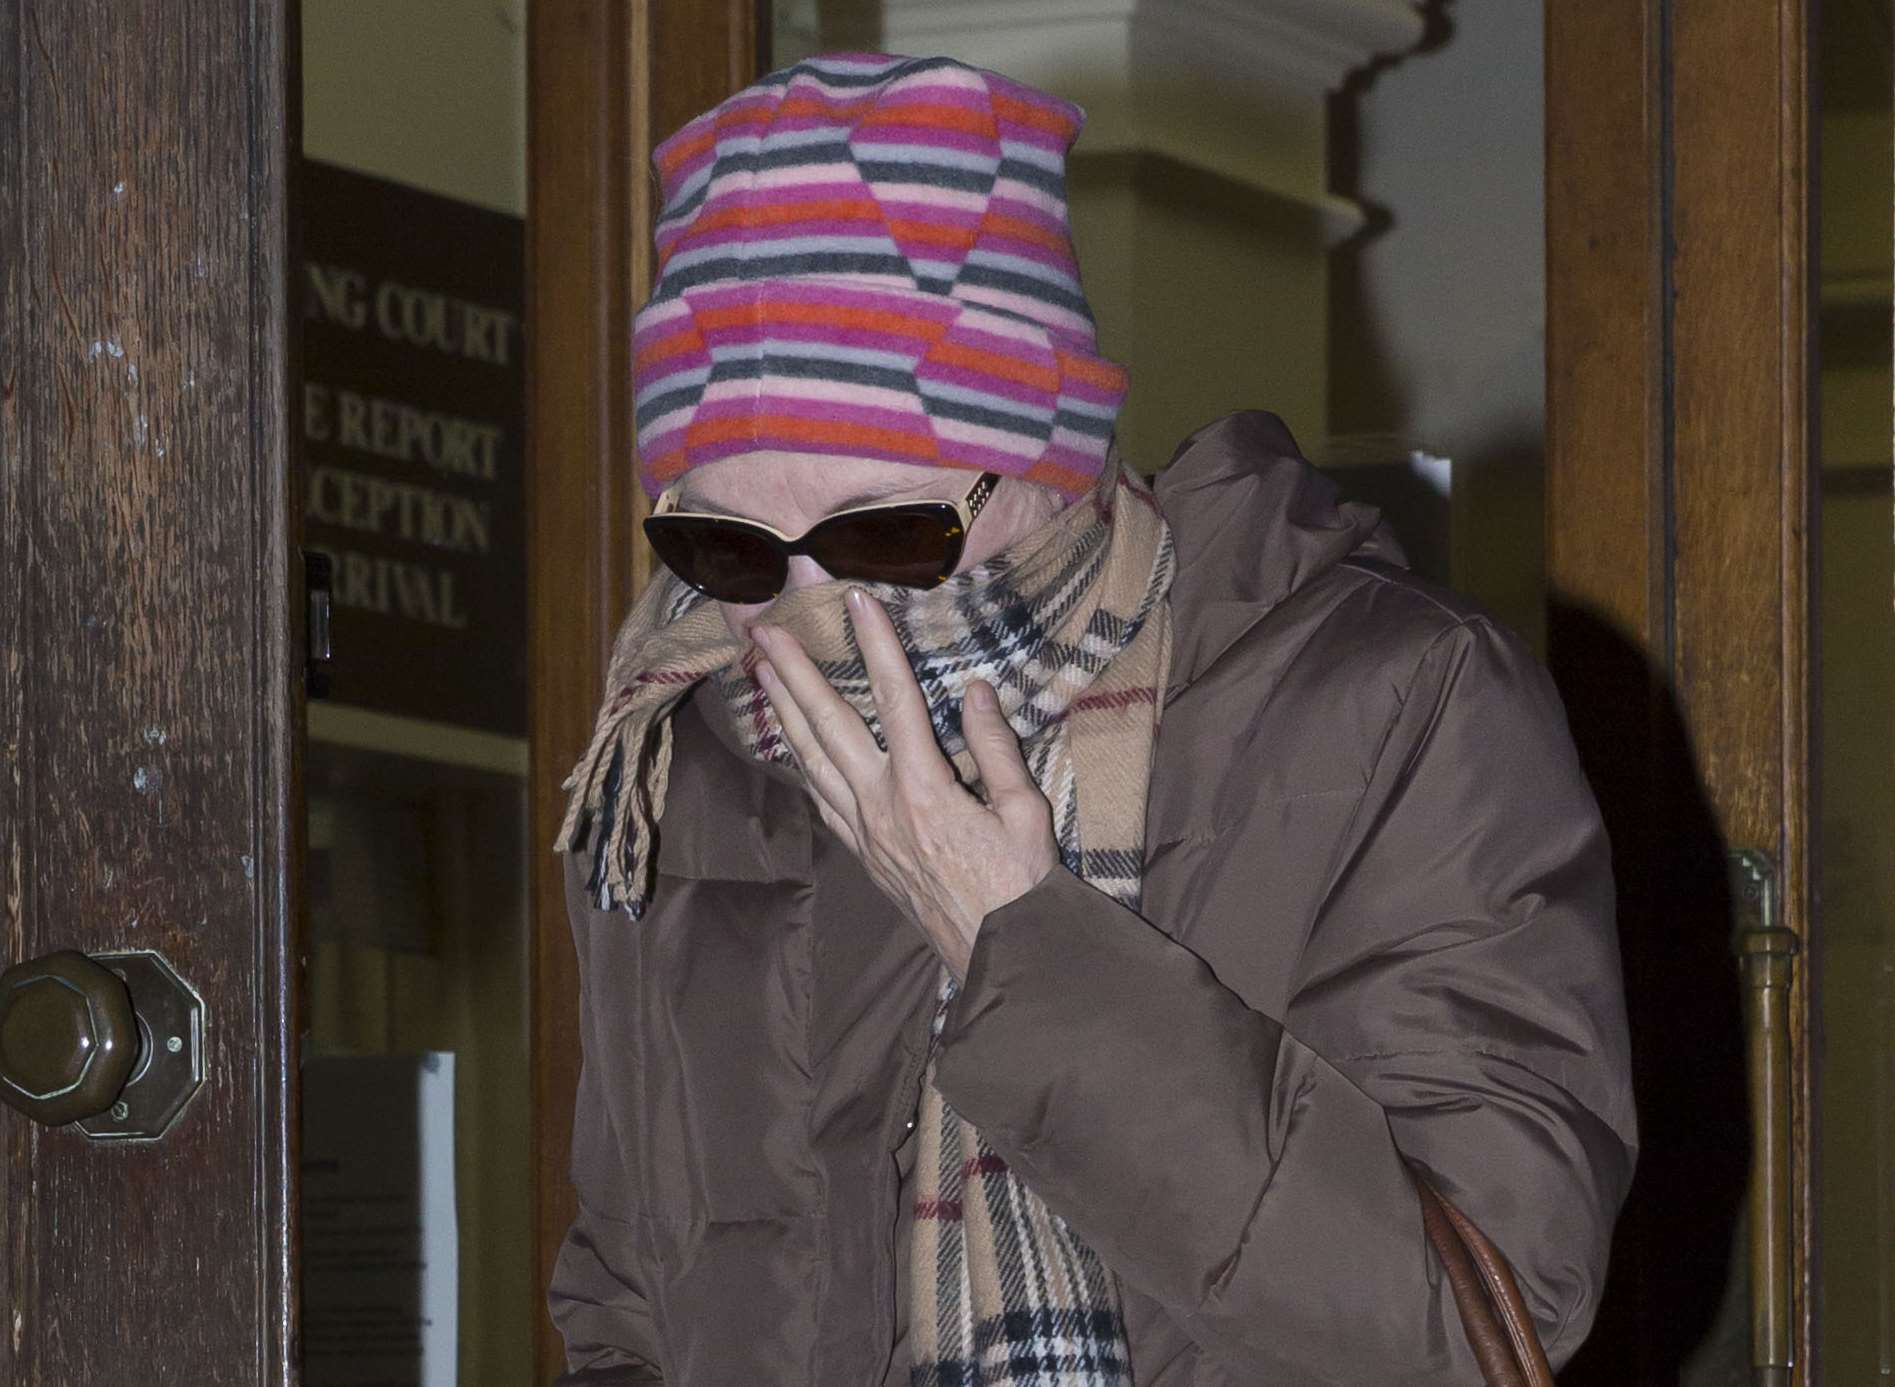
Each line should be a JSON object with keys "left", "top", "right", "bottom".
{"left": 1325, "top": 0, "right": 1456, "bottom": 446}
{"left": 1549, "top": 604, "right": 1750, "bottom": 1387}
{"left": 1324, "top": 0, "right": 1547, "bottom": 645}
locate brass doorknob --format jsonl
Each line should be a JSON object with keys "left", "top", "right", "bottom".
{"left": 0, "top": 951, "right": 139, "bottom": 1126}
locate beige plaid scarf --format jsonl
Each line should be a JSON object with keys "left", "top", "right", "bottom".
{"left": 555, "top": 456, "right": 1174, "bottom": 1385}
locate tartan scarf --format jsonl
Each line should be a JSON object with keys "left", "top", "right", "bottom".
{"left": 554, "top": 456, "right": 1174, "bottom": 1386}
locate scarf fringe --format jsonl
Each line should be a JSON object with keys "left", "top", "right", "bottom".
{"left": 551, "top": 576, "right": 737, "bottom": 916}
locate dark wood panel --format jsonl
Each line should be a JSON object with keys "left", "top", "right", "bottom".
{"left": 1671, "top": 3, "right": 1799, "bottom": 851}
{"left": 1544, "top": 0, "right": 1665, "bottom": 650}
{"left": 0, "top": 0, "right": 298, "bottom": 1382}
{"left": 1543, "top": 12, "right": 1684, "bottom": 1381}
{"left": 0, "top": 0, "right": 21, "bottom": 1367}
{"left": 527, "top": 3, "right": 762, "bottom": 1381}
{"left": 1538, "top": 8, "right": 1705, "bottom": 1379}
{"left": 1547, "top": 2, "right": 1817, "bottom": 1383}
{"left": 528, "top": 6, "right": 637, "bottom": 1384}
{"left": 1670, "top": 4, "right": 1816, "bottom": 1377}
{"left": 651, "top": 0, "right": 766, "bottom": 146}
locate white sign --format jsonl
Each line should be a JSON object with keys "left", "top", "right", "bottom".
{"left": 303, "top": 1053, "right": 459, "bottom": 1387}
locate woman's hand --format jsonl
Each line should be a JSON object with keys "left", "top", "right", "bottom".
{"left": 751, "top": 587, "right": 1058, "bottom": 979}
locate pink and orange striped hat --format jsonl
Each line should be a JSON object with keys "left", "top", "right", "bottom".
{"left": 631, "top": 53, "right": 1128, "bottom": 503}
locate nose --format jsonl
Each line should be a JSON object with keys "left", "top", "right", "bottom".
{"left": 725, "top": 556, "right": 837, "bottom": 642}
{"left": 780, "top": 555, "right": 831, "bottom": 594}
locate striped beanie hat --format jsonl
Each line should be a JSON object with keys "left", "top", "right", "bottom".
{"left": 632, "top": 52, "right": 1128, "bottom": 502}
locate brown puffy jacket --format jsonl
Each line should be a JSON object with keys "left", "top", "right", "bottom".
{"left": 550, "top": 411, "right": 1637, "bottom": 1384}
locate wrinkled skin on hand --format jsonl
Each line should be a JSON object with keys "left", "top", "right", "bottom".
{"left": 752, "top": 586, "right": 1059, "bottom": 980}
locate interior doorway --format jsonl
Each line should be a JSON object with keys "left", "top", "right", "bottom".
{"left": 284, "top": 3, "right": 1890, "bottom": 1384}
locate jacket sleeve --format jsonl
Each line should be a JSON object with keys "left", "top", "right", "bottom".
{"left": 932, "top": 615, "right": 1635, "bottom": 1381}
{"left": 547, "top": 857, "right": 667, "bottom": 1385}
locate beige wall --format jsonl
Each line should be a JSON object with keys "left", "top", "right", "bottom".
{"left": 1327, "top": 0, "right": 1546, "bottom": 647}
{"left": 304, "top": 0, "right": 527, "bottom": 216}
{"left": 1069, "top": 161, "right": 1329, "bottom": 468}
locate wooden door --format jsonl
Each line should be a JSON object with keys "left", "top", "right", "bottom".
{"left": 527, "top": 2, "right": 766, "bottom": 1381}
{"left": 1546, "top": 1, "right": 1817, "bottom": 1382}
{"left": 0, "top": 1, "right": 300, "bottom": 1383}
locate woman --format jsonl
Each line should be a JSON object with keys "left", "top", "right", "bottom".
{"left": 549, "top": 51, "right": 1634, "bottom": 1385}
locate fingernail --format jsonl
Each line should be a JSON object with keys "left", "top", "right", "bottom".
{"left": 756, "top": 660, "right": 778, "bottom": 688}
{"left": 846, "top": 586, "right": 867, "bottom": 610}
{"left": 969, "top": 680, "right": 996, "bottom": 711}
{"left": 752, "top": 625, "right": 775, "bottom": 649}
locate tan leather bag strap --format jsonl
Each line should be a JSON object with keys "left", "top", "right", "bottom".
{"left": 1411, "top": 1169, "right": 1557, "bottom": 1387}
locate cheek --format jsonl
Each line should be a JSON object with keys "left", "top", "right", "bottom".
{"left": 720, "top": 601, "right": 768, "bottom": 642}
{"left": 958, "top": 487, "right": 1061, "bottom": 571}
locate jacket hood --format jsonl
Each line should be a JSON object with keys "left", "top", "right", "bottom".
{"left": 1154, "top": 410, "right": 1402, "bottom": 696}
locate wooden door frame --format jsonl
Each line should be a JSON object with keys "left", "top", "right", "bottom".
{"left": 0, "top": 0, "right": 300, "bottom": 1380}
{"left": 527, "top": 2, "right": 1821, "bottom": 1381}
{"left": 1546, "top": 1, "right": 1816, "bottom": 1383}
{"left": 525, "top": 3, "right": 766, "bottom": 1381}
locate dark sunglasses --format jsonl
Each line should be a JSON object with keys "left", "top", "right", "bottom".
{"left": 644, "top": 470, "right": 1000, "bottom": 604}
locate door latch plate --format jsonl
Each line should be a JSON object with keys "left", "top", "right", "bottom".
{"left": 75, "top": 951, "right": 206, "bottom": 1142}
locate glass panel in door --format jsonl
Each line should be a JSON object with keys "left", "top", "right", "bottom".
{"left": 299, "top": 4, "right": 532, "bottom": 1384}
